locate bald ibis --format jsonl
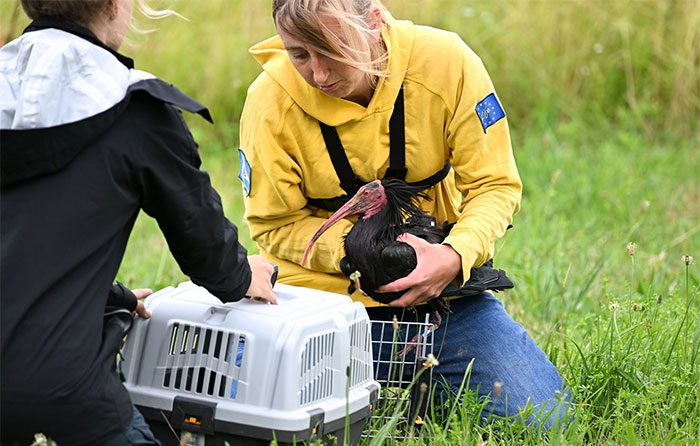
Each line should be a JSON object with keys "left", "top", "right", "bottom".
{"left": 302, "top": 178, "right": 513, "bottom": 326}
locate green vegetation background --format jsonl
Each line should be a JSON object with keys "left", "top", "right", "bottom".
{"left": 2, "top": 0, "right": 698, "bottom": 444}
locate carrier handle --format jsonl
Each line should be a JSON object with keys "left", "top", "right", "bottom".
{"left": 270, "top": 263, "right": 279, "bottom": 286}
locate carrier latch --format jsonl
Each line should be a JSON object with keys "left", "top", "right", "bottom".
{"left": 171, "top": 396, "right": 217, "bottom": 435}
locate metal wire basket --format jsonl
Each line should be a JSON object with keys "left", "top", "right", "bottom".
{"left": 364, "top": 314, "right": 434, "bottom": 440}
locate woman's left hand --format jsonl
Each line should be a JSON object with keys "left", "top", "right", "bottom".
{"left": 376, "top": 233, "right": 462, "bottom": 307}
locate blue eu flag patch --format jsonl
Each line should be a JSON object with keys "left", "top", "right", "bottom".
{"left": 238, "top": 148, "right": 251, "bottom": 197}
{"left": 475, "top": 93, "right": 506, "bottom": 133}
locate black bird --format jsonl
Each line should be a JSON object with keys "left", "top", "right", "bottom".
{"left": 302, "top": 178, "right": 513, "bottom": 332}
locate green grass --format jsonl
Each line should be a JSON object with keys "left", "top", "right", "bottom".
{"left": 2, "top": 0, "right": 698, "bottom": 444}
{"left": 3, "top": 0, "right": 698, "bottom": 137}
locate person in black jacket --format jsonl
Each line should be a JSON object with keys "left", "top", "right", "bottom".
{"left": 0, "top": 0, "right": 277, "bottom": 444}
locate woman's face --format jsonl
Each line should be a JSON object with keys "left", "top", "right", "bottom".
{"left": 278, "top": 25, "right": 373, "bottom": 106}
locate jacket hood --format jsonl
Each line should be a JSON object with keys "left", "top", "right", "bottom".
{"left": 0, "top": 21, "right": 211, "bottom": 187}
{"left": 249, "top": 13, "right": 415, "bottom": 126}
{"left": 0, "top": 26, "right": 155, "bottom": 130}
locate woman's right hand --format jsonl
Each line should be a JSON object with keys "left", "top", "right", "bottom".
{"left": 132, "top": 288, "right": 153, "bottom": 319}
{"left": 245, "top": 255, "right": 278, "bottom": 304}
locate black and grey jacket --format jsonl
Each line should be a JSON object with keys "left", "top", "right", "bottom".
{"left": 0, "top": 19, "right": 250, "bottom": 445}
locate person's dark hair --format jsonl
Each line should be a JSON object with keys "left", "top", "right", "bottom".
{"left": 21, "top": 0, "right": 111, "bottom": 26}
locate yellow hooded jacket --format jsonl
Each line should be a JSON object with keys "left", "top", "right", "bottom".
{"left": 239, "top": 16, "right": 522, "bottom": 307}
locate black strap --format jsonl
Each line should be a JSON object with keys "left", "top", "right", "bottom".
{"left": 307, "top": 195, "right": 358, "bottom": 212}
{"left": 406, "top": 162, "right": 451, "bottom": 190}
{"left": 318, "top": 122, "right": 363, "bottom": 193}
{"left": 318, "top": 87, "right": 407, "bottom": 195}
{"left": 385, "top": 88, "right": 406, "bottom": 180}
{"left": 307, "top": 162, "right": 451, "bottom": 212}
{"left": 311, "top": 87, "right": 449, "bottom": 212}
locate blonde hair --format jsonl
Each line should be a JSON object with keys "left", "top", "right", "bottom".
{"left": 131, "top": 0, "right": 185, "bottom": 35}
{"left": 272, "top": 0, "right": 390, "bottom": 86}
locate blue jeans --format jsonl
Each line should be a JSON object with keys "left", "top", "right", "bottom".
{"left": 105, "top": 406, "right": 160, "bottom": 445}
{"left": 366, "top": 293, "right": 571, "bottom": 429}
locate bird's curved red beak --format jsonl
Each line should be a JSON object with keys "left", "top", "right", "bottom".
{"left": 301, "top": 180, "right": 386, "bottom": 266}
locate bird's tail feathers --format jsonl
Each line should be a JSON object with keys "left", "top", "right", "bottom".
{"left": 439, "top": 263, "right": 514, "bottom": 298}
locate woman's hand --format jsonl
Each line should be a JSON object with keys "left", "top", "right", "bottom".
{"left": 132, "top": 288, "right": 153, "bottom": 319}
{"left": 245, "top": 255, "right": 278, "bottom": 304}
{"left": 377, "top": 233, "right": 462, "bottom": 307}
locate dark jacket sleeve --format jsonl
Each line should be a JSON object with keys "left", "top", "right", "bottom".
{"left": 105, "top": 282, "right": 138, "bottom": 312}
{"left": 128, "top": 95, "right": 251, "bottom": 302}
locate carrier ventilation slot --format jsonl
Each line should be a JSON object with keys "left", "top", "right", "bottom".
{"left": 349, "top": 318, "right": 373, "bottom": 388}
{"left": 299, "top": 331, "right": 336, "bottom": 405}
{"left": 162, "top": 323, "right": 246, "bottom": 400}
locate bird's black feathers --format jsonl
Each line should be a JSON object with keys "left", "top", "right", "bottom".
{"left": 339, "top": 178, "right": 514, "bottom": 304}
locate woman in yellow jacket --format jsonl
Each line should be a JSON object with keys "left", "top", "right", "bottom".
{"left": 240, "top": 0, "right": 570, "bottom": 427}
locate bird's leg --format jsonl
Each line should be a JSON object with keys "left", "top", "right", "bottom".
{"left": 397, "top": 298, "right": 446, "bottom": 358}
{"left": 429, "top": 308, "right": 442, "bottom": 331}
{"left": 397, "top": 323, "right": 437, "bottom": 358}
{"left": 432, "top": 297, "right": 451, "bottom": 314}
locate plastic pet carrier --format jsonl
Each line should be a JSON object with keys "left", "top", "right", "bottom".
{"left": 121, "top": 282, "right": 379, "bottom": 446}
